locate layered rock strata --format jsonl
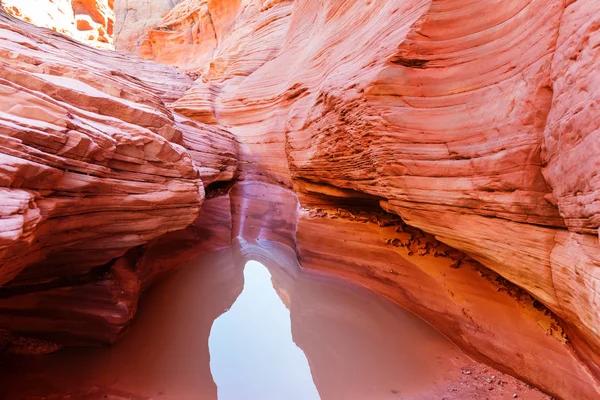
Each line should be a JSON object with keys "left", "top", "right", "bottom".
{"left": 0, "top": 1, "right": 598, "bottom": 400}
{"left": 0, "top": 9, "right": 237, "bottom": 348}
{"left": 120, "top": 0, "right": 600, "bottom": 393}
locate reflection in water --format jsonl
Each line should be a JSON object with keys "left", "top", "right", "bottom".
{"left": 0, "top": 243, "right": 474, "bottom": 400}
{"left": 0, "top": 249, "right": 244, "bottom": 400}
{"left": 209, "top": 261, "right": 319, "bottom": 400}
{"left": 252, "top": 241, "right": 468, "bottom": 400}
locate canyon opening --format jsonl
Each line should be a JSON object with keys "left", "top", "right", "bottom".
{"left": 0, "top": 1, "right": 598, "bottom": 399}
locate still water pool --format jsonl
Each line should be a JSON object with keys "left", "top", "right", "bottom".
{"left": 0, "top": 243, "right": 488, "bottom": 400}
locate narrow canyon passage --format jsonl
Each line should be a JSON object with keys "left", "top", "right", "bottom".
{"left": 0, "top": 239, "right": 549, "bottom": 400}
{"left": 0, "top": 1, "right": 599, "bottom": 399}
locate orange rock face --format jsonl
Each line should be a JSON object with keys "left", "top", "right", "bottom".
{"left": 2, "top": 0, "right": 115, "bottom": 48}
{"left": 113, "top": 0, "right": 184, "bottom": 56}
{"left": 1, "top": 0, "right": 599, "bottom": 399}
{"left": 113, "top": 0, "right": 600, "bottom": 397}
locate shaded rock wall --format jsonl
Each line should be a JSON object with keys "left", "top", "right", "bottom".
{"left": 0, "top": 9, "right": 238, "bottom": 348}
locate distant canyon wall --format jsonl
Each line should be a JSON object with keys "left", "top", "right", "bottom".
{"left": 2, "top": 0, "right": 115, "bottom": 48}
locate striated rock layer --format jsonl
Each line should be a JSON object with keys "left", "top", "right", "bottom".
{"left": 0, "top": 8, "right": 237, "bottom": 348}
{"left": 0, "top": 1, "right": 598, "bottom": 399}
{"left": 121, "top": 0, "right": 600, "bottom": 395}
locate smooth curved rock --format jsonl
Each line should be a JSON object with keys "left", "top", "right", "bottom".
{"left": 3, "top": 0, "right": 600, "bottom": 399}
{"left": 133, "top": 1, "right": 600, "bottom": 392}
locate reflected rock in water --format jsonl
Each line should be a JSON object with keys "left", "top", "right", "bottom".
{"left": 209, "top": 260, "right": 320, "bottom": 400}
{"left": 0, "top": 242, "right": 549, "bottom": 400}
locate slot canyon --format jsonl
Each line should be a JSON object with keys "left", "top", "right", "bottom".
{"left": 0, "top": 0, "right": 598, "bottom": 399}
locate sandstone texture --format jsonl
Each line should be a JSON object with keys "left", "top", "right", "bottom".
{"left": 113, "top": 0, "right": 184, "bottom": 56}
{"left": 2, "top": 0, "right": 115, "bottom": 48}
{"left": 118, "top": 0, "right": 600, "bottom": 396}
{"left": 0, "top": 1, "right": 598, "bottom": 400}
{"left": 0, "top": 8, "right": 237, "bottom": 347}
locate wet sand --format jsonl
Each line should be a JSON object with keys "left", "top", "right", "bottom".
{"left": 0, "top": 241, "right": 550, "bottom": 400}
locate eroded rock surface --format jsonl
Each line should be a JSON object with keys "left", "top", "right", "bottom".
{"left": 0, "top": 9, "right": 237, "bottom": 347}
{"left": 0, "top": 1, "right": 599, "bottom": 399}
{"left": 118, "top": 1, "right": 600, "bottom": 395}
{"left": 113, "top": 0, "right": 183, "bottom": 56}
{"left": 2, "top": 0, "right": 115, "bottom": 48}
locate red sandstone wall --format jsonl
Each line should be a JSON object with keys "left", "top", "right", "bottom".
{"left": 0, "top": 0, "right": 599, "bottom": 398}
{"left": 124, "top": 0, "right": 600, "bottom": 382}
{"left": 112, "top": 0, "right": 600, "bottom": 397}
{"left": 0, "top": 8, "right": 237, "bottom": 346}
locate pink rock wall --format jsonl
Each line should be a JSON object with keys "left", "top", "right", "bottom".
{"left": 0, "top": 8, "right": 237, "bottom": 345}
{"left": 118, "top": 0, "right": 600, "bottom": 396}
{"left": 132, "top": 0, "right": 600, "bottom": 380}
{"left": 0, "top": 0, "right": 598, "bottom": 398}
